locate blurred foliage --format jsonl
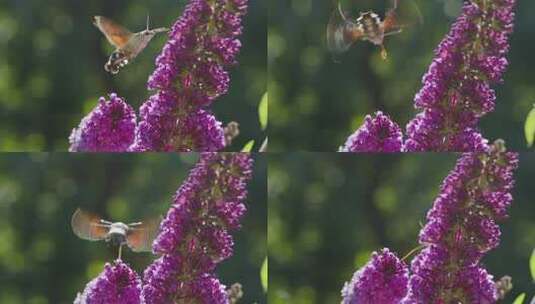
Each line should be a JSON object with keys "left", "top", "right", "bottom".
{"left": 513, "top": 293, "right": 526, "bottom": 304}
{"left": 242, "top": 140, "right": 255, "bottom": 152}
{"left": 531, "top": 249, "right": 535, "bottom": 282}
{"left": 0, "top": 0, "right": 266, "bottom": 151}
{"left": 261, "top": 256, "right": 268, "bottom": 292}
{"left": 268, "top": 153, "right": 535, "bottom": 303}
{"left": 524, "top": 105, "right": 535, "bottom": 148}
{"left": 0, "top": 153, "right": 266, "bottom": 303}
{"left": 269, "top": 0, "right": 535, "bottom": 151}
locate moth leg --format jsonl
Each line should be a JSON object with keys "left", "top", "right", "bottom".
{"left": 117, "top": 244, "right": 123, "bottom": 260}
{"left": 380, "top": 44, "right": 388, "bottom": 60}
{"left": 92, "top": 223, "right": 111, "bottom": 228}
{"left": 384, "top": 28, "right": 403, "bottom": 37}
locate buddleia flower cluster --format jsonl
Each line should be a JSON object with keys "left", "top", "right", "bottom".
{"left": 341, "top": 141, "right": 518, "bottom": 303}
{"left": 341, "top": 0, "right": 516, "bottom": 152}
{"left": 70, "top": 0, "right": 248, "bottom": 152}
{"left": 339, "top": 111, "right": 402, "bottom": 152}
{"left": 341, "top": 248, "right": 408, "bottom": 304}
{"left": 142, "top": 153, "right": 253, "bottom": 303}
{"left": 402, "top": 141, "right": 518, "bottom": 303}
{"left": 74, "top": 260, "right": 142, "bottom": 304}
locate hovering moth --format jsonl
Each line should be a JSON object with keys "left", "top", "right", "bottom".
{"left": 71, "top": 208, "right": 160, "bottom": 258}
{"left": 326, "top": 0, "right": 421, "bottom": 60}
{"left": 93, "top": 15, "right": 168, "bottom": 74}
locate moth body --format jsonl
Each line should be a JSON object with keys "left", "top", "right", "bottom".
{"left": 106, "top": 222, "right": 130, "bottom": 246}
{"left": 92, "top": 15, "right": 168, "bottom": 74}
{"left": 327, "top": 0, "right": 421, "bottom": 59}
{"left": 356, "top": 12, "right": 384, "bottom": 46}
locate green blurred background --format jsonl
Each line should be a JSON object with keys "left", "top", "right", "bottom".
{"left": 269, "top": 153, "right": 535, "bottom": 303}
{"left": 269, "top": 0, "right": 535, "bottom": 151}
{"left": 0, "top": 0, "right": 266, "bottom": 151}
{"left": 0, "top": 153, "right": 266, "bottom": 303}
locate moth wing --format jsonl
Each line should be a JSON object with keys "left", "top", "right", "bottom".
{"left": 93, "top": 16, "right": 133, "bottom": 49}
{"left": 326, "top": 5, "right": 362, "bottom": 54}
{"left": 126, "top": 217, "right": 160, "bottom": 252}
{"left": 71, "top": 208, "right": 109, "bottom": 241}
{"left": 121, "top": 33, "right": 152, "bottom": 59}
{"left": 384, "top": 0, "right": 423, "bottom": 35}
{"left": 383, "top": 9, "right": 402, "bottom": 36}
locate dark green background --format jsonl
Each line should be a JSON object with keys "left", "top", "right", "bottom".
{"left": 1, "top": 0, "right": 266, "bottom": 151}
{"left": 269, "top": 0, "right": 535, "bottom": 151}
{"left": 269, "top": 153, "right": 535, "bottom": 303}
{"left": 0, "top": 153, "right": 267, "bottom": 304}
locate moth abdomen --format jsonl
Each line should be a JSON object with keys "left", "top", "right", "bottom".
{"left": 105, "top": 50, "right": 129, "bottom": 74}
{"left": 108, "top": 232, "right": 127, "bottom": 246}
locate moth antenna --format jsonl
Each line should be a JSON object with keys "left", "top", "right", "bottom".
{"left": 413, "top": 0, "right": 424, "bottom": 25}
{"left": 146, "top": 14, "right": 150, "bottom": 30}
{"left": 337, "top": 1, "right": 347, "bottom": 21}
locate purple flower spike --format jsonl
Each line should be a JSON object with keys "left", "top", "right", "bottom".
{"left": 132, "top": 97, "right": 226, "bottom": 152}
{"left": 142, "top": 153, "right": 253, "bottom": 303}
{"left": 74, "top": 260, "right": 142, "bottom": 304}
{"left": 341, "top": 248, "right": 409, "bottom": 304}
{"left": 402, "top": 140, "right": 518, "bottom": 303}
{"left": 404, "top": 0, "right": 517, "bottom": 151}
{"left": 135, "top": 0, "right": 248, "bottom": 151}
{"left": 69, "top": 94, "right": 136, "bottom": 152}
{"left": 340, "top": 111, "right": 403, "bottom": 152}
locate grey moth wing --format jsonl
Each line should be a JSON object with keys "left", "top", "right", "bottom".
{"left": 71, "top": 208, "right": 109, "bottom": 241}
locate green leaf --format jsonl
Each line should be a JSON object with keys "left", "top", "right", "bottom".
{"left": 241, "top": 140, "right": 254, "bottom": 152}
{"left": 258, "top": 92, "right": 268, "bottom": 131}
{"left": 260, "top": 257, "right": 268, "bottom": 292}
{"left": 524, "top": 106, "right": 535, "bottom": 147}
{"left": 513, "top": 293, "right": 526, "bottom": 304}
{"left": 530, "top": 249, "right": 535, "bottom": 282}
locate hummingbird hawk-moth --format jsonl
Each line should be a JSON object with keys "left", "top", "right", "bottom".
{"left": 71, "top": 208, "right": 160, "bottom": 258}
{"left": 326, "top": 0, "right": 422, "bottom": 60}
{"left": 93, "top": 15, "right": 168, "bottom": 74}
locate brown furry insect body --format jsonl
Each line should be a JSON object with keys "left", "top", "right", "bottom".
{"left": 327, "top": 0, "right": 406, "bottom": 59}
